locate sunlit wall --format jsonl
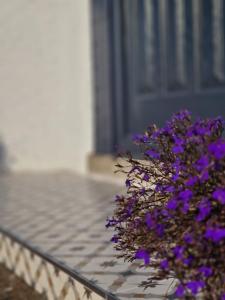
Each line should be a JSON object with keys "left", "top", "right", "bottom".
{"left": 0, "top": 0, "right": 94, "bottom": 174}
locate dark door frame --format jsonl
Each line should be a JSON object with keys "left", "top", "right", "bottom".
{"left": 91, "top": 0, "right": 125, "bottom": 154}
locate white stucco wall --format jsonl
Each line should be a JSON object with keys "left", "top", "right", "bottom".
{"left": 0, "top": 0, "right": 94, "bottom": 173}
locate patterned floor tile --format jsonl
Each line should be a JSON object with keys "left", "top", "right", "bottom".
{"left": 0, "top": 173, "right": 176, "bottom": 299}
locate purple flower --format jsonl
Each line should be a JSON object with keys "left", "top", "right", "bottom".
{"left": 215, "top": 161, "right": 222, "bottom": 171}
{"left": 135, "top": 249, "right": 150, "bottom": 265}
{"left": 173, "top": 136, "right": 184, "bottom": 145}
{"left": 172, "top": 144, "right": 184, "bottom": 154}
{"left": 129, "top": 166, "right": 142, "bottom": 175}
{"left": 173, "top": 246, "right": 184, "bottom": 259}
{"left": 183, "top": 233, "right": 193, "bottom": 244}
{"left": 208, "top": 140, "right": 225, "bottom": 160}
{"left": 125, "top": 197, "right": 137, "bottom": 216}
{"left": 153, "top": 209, "right": 159, "bottom": 218}
{"left": 175, "top": 284, "right": 185, "bottom": 297}
{"left": 152, "top": 130, "right": 160, "bottom": 138}
{"left": 145, "top": 149, "right": 160, "bottom": 159}
{"left": 106, "top": 218, "right": 118, "bottom": 228}
{"left": 111, "top": 235, "right": 119, "bottom": 243}
{"left": 160, "top": 259, "right": 169, "bottom": 270}
{"left": 172, "top": 160, "right": 181, "bottom": 171}
{"left": 114, "top": 195, "right": 122, "bottom": 202}
{"left": 155, "top": 184, "right": 162, "bottom": 192}
{"left": 173, "top": 110, "right": 191, "bottom": 121}
{"left": 181, "top": 201, "right": 190, "bottom": 214}
{"left": 209, "top": 117, "right": 224, "bottom": 132}
{"left": 145, "top": 213, "right": 154, "bottom": 229}
{"left": 200, "top": 170, "right": 209, "bottom": 183}
{"left": 132, "top": 134, "right": 148, "bottom": 143}
{"left": 125, "top": 179, "right": 131, "bottom": 187}
{"left": 172, "top": 173, "right": 180, "bottom": 181}
{"left": 156, "top": 224, "right": 164, "bottom": 237}
{"left": 143, "top": 173, "right": 150, "bottom": 182}
{"left": 195, "top": 155, "right": 209, "bottom": 172}
{"left": 221, "top": 294, "right": 225, "bottom": 300}
{"left": 182, "top": 256, "right": 193, "bottom": 266}
{"left": 196, "top": 125, "right": 210, "bottom": 136}
{"left": 212, "top": 188, "right": 225, "bottom": 205}
{"left": 171, "top": 160, "right": 183, "bottom": 181}
{"left": 186, "top": 280, "right": 205, "bottom": 295}
{"left": 167, "top": 198, "right": 178, "bottom": 210}
{"left": 179, "top": 190, "right": 193, "bottom": 201}
{"left": 199, "top": 266, "right": 213, "bottom": 277}
{"left": 164, "top": 185, "right": 175, "bottom": 193}
{"left": 196, "top": 199, "right": 211, "bottom": 222}
{"left": 186, "top": 128, "right": 194, "bottom": 137}
{"left": 140, "top": 187, "right": 146, "bottom": 196}
{"left": 160, "top": 209, "right": 169, "bottom": 217}
{"left": 163, "top": 123, "right": 173, "bottom": 135}
{"left": 205, "top": 227, "right": 225, "bottom": 243}
{"left": 186, "top": 176, "right": 198, "bottom": 186}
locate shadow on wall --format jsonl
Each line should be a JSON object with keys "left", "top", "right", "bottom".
{"left": 0, "top": 138, "right": 9, "bottom": 174}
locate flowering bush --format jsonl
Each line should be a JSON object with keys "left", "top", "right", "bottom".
{"left": 106, "top": 111, "right": 225, "bottom": 299}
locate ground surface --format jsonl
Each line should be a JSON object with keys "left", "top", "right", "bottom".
{"left": 0, "top": 264, "right": 46, "bottom": 300}
{"left": 0, "top": 173, "right": 176, "bottom": 299}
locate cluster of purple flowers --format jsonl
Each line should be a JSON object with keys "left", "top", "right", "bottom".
{"left": 107, "top": 110, "right": 225, "bottom": 299}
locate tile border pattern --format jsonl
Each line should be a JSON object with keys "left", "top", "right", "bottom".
{"left": 0, "top": 227, "right": 120, "bottom": 300}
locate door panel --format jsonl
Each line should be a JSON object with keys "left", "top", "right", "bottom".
{"left": 114, "top": 0, "right": 225, "bottom": 150}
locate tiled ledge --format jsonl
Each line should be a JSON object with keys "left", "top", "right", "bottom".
{"left": 0, "top": 173, "right": 176, "bottom": 300}
{"left": 0, "top": 228, "right": 118, "bottom": 300}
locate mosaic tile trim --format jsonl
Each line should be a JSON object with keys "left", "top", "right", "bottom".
{"left": 0, "top": 231, "right": 117, "bottom": 300}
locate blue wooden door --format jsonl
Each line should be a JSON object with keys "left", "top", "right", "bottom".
{"left": 92, "top": 0, "right": 225, "bottom": 153}
{"left": 113, "top": 0, "right": 225, "bottom": 150}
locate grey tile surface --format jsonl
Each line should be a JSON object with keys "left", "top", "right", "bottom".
{"left": 0, "top": 173, "right": 176, "bottom": 299}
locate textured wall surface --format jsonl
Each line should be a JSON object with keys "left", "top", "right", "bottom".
{"left": 0, "top": 0, "right": 93, "bottom": 173}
